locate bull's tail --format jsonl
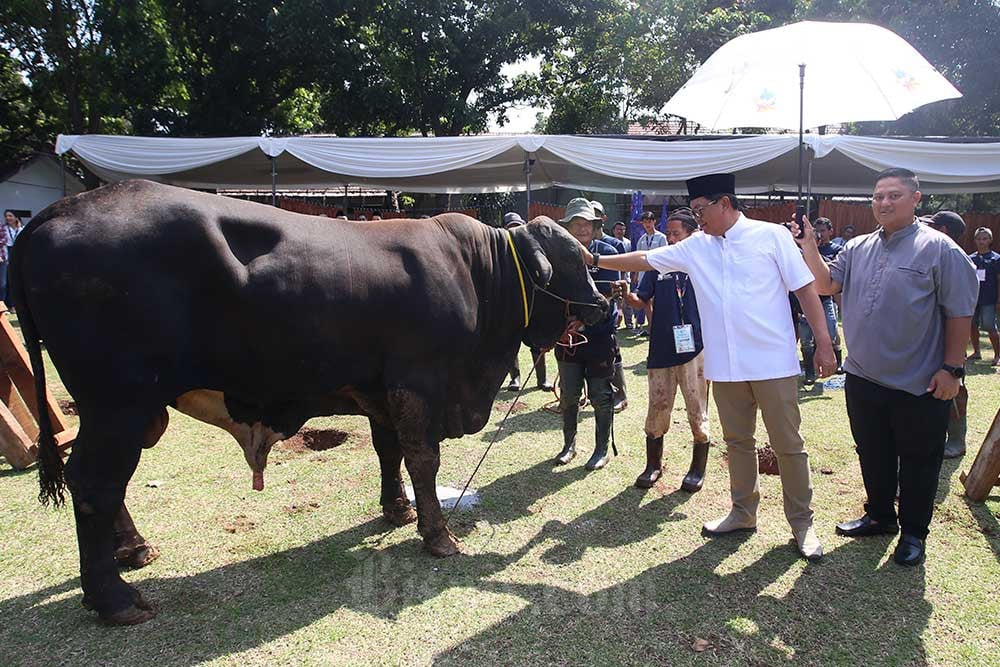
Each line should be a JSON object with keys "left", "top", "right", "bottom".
{"left": 10, "top": 222, "right": 64, "bottom": 507}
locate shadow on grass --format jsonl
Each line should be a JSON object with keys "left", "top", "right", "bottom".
{"left": 437, "top": 535, "right": 932, "bottom": 665}
{"left": 962, "top": 495, "right": 1000, "bottom": 565}
{"left": 0, "top": 481, "right": 935, "bottom": 667}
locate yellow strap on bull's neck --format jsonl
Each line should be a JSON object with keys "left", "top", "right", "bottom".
{"left": 505, "top": 230, "right": 530, "bottom": 328}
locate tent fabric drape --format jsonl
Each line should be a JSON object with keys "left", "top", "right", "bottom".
{"left": 806, "top": 135, "right": 1000, "bottom": 183}
{"left": 54, "top": 135, "right": 265, "bottom": 176}
{"left": 55, "top": 133, "right": 1000, "bottom": 195}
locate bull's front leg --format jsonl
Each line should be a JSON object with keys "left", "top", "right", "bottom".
{"left": 387, "top": 388, "right": 460, "bottom": 557}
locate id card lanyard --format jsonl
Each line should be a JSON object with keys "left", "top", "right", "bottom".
{"left": 672, "top": 273, "right": 696, "bottom": 354}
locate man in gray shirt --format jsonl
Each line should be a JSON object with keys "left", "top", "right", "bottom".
{"left": 794, "top": 167, "right": 978, "bottom": 567}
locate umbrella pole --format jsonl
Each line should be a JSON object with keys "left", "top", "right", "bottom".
{"left": 806, "top": 154, "right": 814, "bottom": 220}
{"left": 796, "top": 63, "right": 806, "bottom": 236}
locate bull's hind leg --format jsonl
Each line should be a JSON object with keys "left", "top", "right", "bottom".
{"left": 65, "top": 406, "right": 161, "bottom": 625}
{"left": 369, "top": 418, "right": 417, "bottom": 527}
{"left": 113, "top": 407, "right": 169, "bottom": 569}
{"left": 113, "top": 503, "right": 161, "bottom": 569}
{"left": 387, "top": 388, "right": 459, "bottom": 557}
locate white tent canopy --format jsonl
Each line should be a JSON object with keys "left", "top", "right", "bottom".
{"left": 55, "top": 133, "right": 1000, "bottom": 195}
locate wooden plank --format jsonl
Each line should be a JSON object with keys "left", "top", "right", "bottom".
{"left": 0, "top": 398, "right": 36, "bottom": 469}
{"left": 962, "top": 406, "right": 1000, "bottom": 502}
{"left": 0, "top": 311, "right": 71, "bottom": 433}
{"left": 0, "top": 370, "right": 39, "bottom": 440}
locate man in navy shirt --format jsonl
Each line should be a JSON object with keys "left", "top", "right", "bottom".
{"left": 969, "top": 226, "right": 1000, "bottom": 365}
{"left": 625, "top": 209, "right": 711, "bottom": 492}
{"left": 592, "top": 201, "right": 628, "bottom": 411}
{"left": 554, "top": 198, "right": 621, "bottom": 470}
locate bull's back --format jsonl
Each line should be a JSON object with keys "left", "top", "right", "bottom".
{"left": 18, "top": 181, "right": 492, "bottom": 400}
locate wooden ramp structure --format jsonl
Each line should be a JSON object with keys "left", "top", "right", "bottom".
{"left": 961, "top": 405, "right": 1000, "bottom": 502}
{"left": 0, "top": 304, "right": 76, "bottom": 469}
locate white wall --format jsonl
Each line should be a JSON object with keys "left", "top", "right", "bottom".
{"left": 0, "top": 156, "right": 86, "bottom": 222}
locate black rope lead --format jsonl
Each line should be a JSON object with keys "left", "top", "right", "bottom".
{"left": 445, "top": 349, "right": 546, "bottom": 528}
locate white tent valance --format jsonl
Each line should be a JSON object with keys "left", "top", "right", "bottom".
{"left": 55, "top": 133, "right": 1000, "bottom": 195}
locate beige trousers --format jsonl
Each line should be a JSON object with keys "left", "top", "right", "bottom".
{"left": 644, "top": 352, "right": 710, "bottom": 443}
{"left": 712, "top": 376, "right": 814, "bottom": 532}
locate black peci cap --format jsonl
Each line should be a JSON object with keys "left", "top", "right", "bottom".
{"left": 686, "top": 173, "right": 736, "bottom": 201}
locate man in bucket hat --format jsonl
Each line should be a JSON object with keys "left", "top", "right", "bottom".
{"left": 553, "top": 198, "right": 622, "bottom": 470}
{"left": 579, "top": 174, "right": 835, "bottom": 561}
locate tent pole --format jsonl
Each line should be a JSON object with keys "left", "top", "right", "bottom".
{"left": 796, "top": 63, "right": 805, "bottom": 230}
{"left": 60, "top": 153, "right": 67, "bottom": 197}
{"left": 270, "top": 157, "right": 277, "bottom": 207}
{"left": 344, "top": 184, "right": 349, "bottom": 217}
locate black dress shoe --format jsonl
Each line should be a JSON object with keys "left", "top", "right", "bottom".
{"left": 835, "top": 514, "right": 899, "bottom": 537}
{"left": 893, "top": 534, "right": 925, "bottom": 566}
{"left": 537, "top": 382, "right": 555, "bottom": 392}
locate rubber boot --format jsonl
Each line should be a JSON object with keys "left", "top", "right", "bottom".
{"left": 635, "top": 436, "right": 663, "bottom": 488}
{"left": 555, "top": 438, "right": 576, "bottom": 465}
{"left": 681, "top": 441, "right": 710, "bottom": 493}
{"left": 834, "top": 348, "right": 845, "bottom": 375}
{"left": 802, "top": 347, "right": 816, "bottom": 384}
{"left": 943, "top": 414, "right": 967, "bottom": 459}
{"left": 536, "top": 351, "right": 554, "bottom": 392}
{"left": 612, "top": 360, "right": 628, "bottom": 412}
{"left": 585, "top": 441, "right": 610, "bottom": 471}
{"left": 586, "top": 382, "right": 613, "bottom": 470}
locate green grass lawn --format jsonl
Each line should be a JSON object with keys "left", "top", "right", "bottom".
{"left": 1, "top": 323, "right": 998, "bottom": 666}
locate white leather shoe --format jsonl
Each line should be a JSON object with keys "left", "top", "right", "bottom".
{"left": 793, "top": 526, "right": 823, "bottom": 561}
{"left": 702, "top": 512, "right": 757, "bottom": 535}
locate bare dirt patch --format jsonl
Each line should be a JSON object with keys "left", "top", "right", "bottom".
{"left": 282, "top": 501, "right": 321, "bottom": 516}
{"left": 721, "top": 445, "right": 780, "bottom": 476}
{"left": 222, "top": 515, "right": 256, "bottom": 534}
{"left": 278, "top": 428, "right": 351, "bottom": 454}
{"left": 493, "top": 400, "right": 529, "bottom": 414}
{"left": 757, "top": 444, "right": 779, "bottom": 475}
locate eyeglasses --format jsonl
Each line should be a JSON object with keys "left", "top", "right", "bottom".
{"left": 871, "top": 192, "right": 907, "bottom": 204}
{"left": 691, "top": 199, "right": 721, "bottom": 220}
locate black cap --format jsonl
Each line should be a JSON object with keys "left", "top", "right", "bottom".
{"left": 502, "top": 212, "right": 526, "bottom": 228}
{"left": 930, "top": 210, "right": 965, "bottom": 242}
{"left": 686, "top": 173, "right": 736, "bottom": 201}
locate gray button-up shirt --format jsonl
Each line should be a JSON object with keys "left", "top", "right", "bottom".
{"left": 829, "top": 221, "right": 978, "bottom": 396}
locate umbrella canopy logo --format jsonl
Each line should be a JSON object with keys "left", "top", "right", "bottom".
{"left": 755, "top": 89, "right": 777, "bottom": 112}
{"left": 894, "top": 69, "right": 919, "bottom": 93}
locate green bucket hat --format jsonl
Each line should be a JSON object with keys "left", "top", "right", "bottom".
{"left": 559, "top": 197, "right": 602, "bottom": 226}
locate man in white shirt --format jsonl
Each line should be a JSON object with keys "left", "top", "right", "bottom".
{"left": 583, "top": 173, "right": 836, "bottom": 561}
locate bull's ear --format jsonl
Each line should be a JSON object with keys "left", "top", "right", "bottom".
{"left": 515, "top": 226, "right": 554, "bottom": 287}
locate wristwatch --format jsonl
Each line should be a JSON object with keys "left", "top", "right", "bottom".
{"left": 942, "top": 364, "right": 965, "bottom": 379}
{"left": 591, "top": 253, "right": 600, "bottom": 268}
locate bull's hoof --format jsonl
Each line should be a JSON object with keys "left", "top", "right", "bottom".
{"left": 424, "top": 529, "right": 461, "bottom": 558}
{"left": 115, "top": 542, "right": 160, "bottom": 569}
{"left": 382, "top": 504, "right": 418, "bottom": 527}
{"left": 83, "top": 586, "right": 156, "bottom": 625}
{"left": 102, "top": 604, "right": 157, "bottom": 626}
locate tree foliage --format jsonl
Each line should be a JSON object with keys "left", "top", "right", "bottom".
{"left": 1, "top": 0, "right": 998, "bottom": 167}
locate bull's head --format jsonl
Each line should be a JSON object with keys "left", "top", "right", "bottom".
{"left": 509, "top": 217, "right": 608, "bottom": 349}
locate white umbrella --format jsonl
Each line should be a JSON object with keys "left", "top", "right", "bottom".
{"left": 664, "top": 21, "right": 961, "bottom": 131}
{"left": 663, "top": 21, "right": 962, "bottom": 220}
